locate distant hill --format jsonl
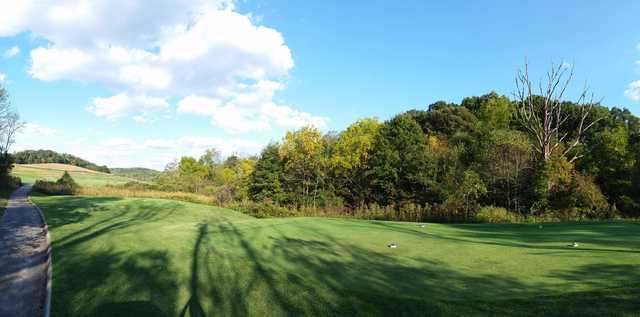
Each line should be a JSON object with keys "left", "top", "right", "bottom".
{"left": 13, "top": 149, "right": 111, "bottom": 173}
{"left": 13, "top": 163, "right": 137, "bottom": 186}
{"left": 111, "top": 167, "right": 161, "bottom": 182}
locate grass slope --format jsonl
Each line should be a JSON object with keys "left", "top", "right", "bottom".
{"left": 111, "top": 167, "right": 161, "bottom": 182}
{"left": 33, "top": 195, "right": 640, "bottom": 317}
{"left": 12, "top": 164, "right": 136, "bottom": 187}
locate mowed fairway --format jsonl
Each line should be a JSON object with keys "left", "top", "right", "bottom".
{"left": 33, "top": 196, "right": 640, "bottom": 316}
{"left": 12, "top": 164, "right": 137, "bottom": 186}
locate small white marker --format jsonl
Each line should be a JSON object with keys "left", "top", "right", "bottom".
{"left": 388, "top": 243, "right": 398, "bottom": 248}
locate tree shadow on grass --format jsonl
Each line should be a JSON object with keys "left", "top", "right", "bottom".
{"left": 46, "top": 198, "right": 640, "bottom": 317}
{"left": 37, "top": 196, "right": 124, "bottom": 229}
{"left": 181, "top": 222, "right": 514, "bottom": 316}
{"left": 43, "top": 197, "right": 185, "bottom": 316}
{"left": 449, "top": 222, "right": 640, "bottom": 250}
{"left": 183, "top": 220, "right": 640, "bottom": 316}
{"left": 367, "top": 221, "right": 640, "bottom": 254}
{"left": 52, "top": 248, "right": 178, "bottom": 317}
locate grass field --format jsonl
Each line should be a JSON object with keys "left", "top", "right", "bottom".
{"left": 12, "top": 164, "right": 137, "bottom": 187}
{"left": 32, "top": 195, "right": 640, "bottom": 316}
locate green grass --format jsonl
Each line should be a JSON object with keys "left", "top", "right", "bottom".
{"left": 12, "top": 164, "right": 137, "bottom": 187}
{"left": 32, "top": 195, "right": 640, "bottom": 316}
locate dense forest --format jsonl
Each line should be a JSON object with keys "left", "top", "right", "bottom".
{"left": 13, "top": 150, "right": 111, "bottom": 173}
{"left": 150, "top": 84, "right": 640, "bottom": 222}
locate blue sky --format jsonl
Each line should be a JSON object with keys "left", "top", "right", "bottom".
{"left": 1, "top": 0, "right": 639, "bottom": 169}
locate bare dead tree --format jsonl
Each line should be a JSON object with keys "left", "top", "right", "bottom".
{"left": 515, "top": 61, "right": 601, "bottom": 163}
{"left": 0, "top": 86, "right": 23, "bottom": 156}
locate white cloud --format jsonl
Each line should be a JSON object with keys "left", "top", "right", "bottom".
{"left": 625, "top": 80, "right": 640, "bottom": 101}
{"left": 64, "top": 137, "right": 87, "bottom": 145}
{"left": 0, "top": 1, "right": 234, "bottom": 47}
{"left": 176, "top": 136, "right": 261, "bottom": 156}
{"left": 29, "top": 47, "right": 94, "bottom": 81}
{"left": 88, "top": 92, "right": 168, "bottom": 119}
{"left": 0, "top": 73, "right": 4, "bottom": 82}
{"left": 0, "top": 1, "right": 324, "bottom": 132}
{"left": 20, "top": 123, "right": 57, "bottom": 136}
{"left": 177, "top": 95, "right": 221, "bottom": 116}
{"left": 102, "top": 137, "right": 137, "bottom": 148}
{"left": 143, "top": 139, "right": 177, "bottom": 149}
{"left": 77, "top": 135, "right": 261, "bottom": 168}
{"left": 177, "top": 80, "right": 327, "bottom": 133}
{"left": 3, "top": 46, "right": 20, "bottom": 58}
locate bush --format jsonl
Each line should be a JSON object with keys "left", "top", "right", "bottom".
{"left": 476, "top": 206, "right": 521, "bottom": 223}
{"left": 570, "top": 173, "right": 610, "bottom": 217}
{"left": 0, "top": 175, "right": 21, "bottom": 190}
{"left": 57, "top": 171, "right": 79, "bottom": 189}
{"left": 33, "top": 180, "right": 74, "bottom": 195}
{"left": 33, "top": 172, "right": 79, "bottom": 195}
{"left": 226, "top": 201, "right": 297, "bottom": 218}
{"left": 616, "top": 196, "right": 640, "bottom": 217}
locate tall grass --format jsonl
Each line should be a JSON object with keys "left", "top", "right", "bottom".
{"left": 73, "top": 186, "right": 636, "bottom": 223}
{"left": 77, "top": 187, "right": 218, "bottom": 205}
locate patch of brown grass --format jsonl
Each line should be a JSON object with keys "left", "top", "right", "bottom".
{"left": 17, "top": 163, "right": 106, "bottom": 174}
{"left": 76, "top": 187, "right": 218, "bottom": 205}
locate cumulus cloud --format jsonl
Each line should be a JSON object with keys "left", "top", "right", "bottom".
{"left": 0, "top": 0, "right": 325, "bottom": 131}
{"left": 102, "top": 137, "right": 137, "bottom": 148}
{"left": 0, "top": 73, "right": 4, "bottom": 82}
{"left": 88, "top": 92, "right": 169, "bottom": 120}
{"left": 177, "top": 80, "right": 328, "bottom": 133}
{"left": 3, "top": 46, "right": 20, "bottom": 58}
{"left": 625, "top": 80, "right": 640, "bottom": 101}
{"left": 20, "top": 123, "right": 57, "bottom": 136}
{"left": 76, "top": 135, "right": 261, "bottom": 168}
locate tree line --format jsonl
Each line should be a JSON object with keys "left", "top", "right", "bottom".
{"left": 154, "top": 65, "right": 640, "bottom": 222}
{"left": 13, "top": 149, "right": 111, "bottom": 173}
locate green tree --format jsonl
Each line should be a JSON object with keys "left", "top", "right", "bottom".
{"left": 279, "top": 126, "right": 327, "bottom": 207}
{"left": 531, "top": 155, "right": 574, "bottom": 213}
{"left": 479, "top": 130, "right": 532, "bottom": 212}
{"left": 330, "top": 118, "right": 381, "bottom": 207}
{"left": 443, "top": 170, "right": 487, "bottom": 221}
{"left": 367, "top": 114, "right": 436, "bottom": 206}
{"left": 178, "top": 156, "right": 208, "bottom": 193}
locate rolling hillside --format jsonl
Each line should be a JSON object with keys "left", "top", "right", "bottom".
{"left": 111, "top": 167, "right": 161, "bottom": 182}
{"left": 13, "top": 149, "right": 111, "bottom": 173}
{"left": 12, "top": 164, "right": 138, "bottom": 187}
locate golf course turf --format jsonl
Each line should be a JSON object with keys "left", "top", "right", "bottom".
{"left": 32, "top": 195, "right": 640, "bottom": 316}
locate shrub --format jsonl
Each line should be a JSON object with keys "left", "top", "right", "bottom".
{"left": 475, "top": 206, "right": 521, "bottom": 223}
{"left": 57, "top": 171, "right": 79, "bottom": 189}
{"left": 0, "top": 175, "right": 21, "bottom": 190}
{"left": 33, "top": 172, "right": 79, "bottom": 195}
{"left": 226, "top": 201, "right": 297, "bottom": 218}
{"left": 616, "top": 196, "right": 640, "bottom": 217}
{"left": 33, "top": 180, "right": 74, "bottom": 195}
{"left": 570, "top": 173, "right": 609, "bottom": 217}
